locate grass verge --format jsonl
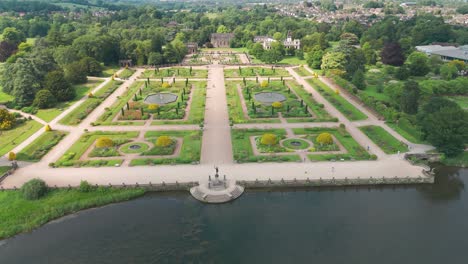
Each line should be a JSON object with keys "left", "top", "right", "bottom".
{"left": 0, "top": 120, "right": 43, "bottom": 156}
{"left": 359, "top": 125, "right": 408, "bottom": 154}
{"left": 16, "top": 131, "right": 67, "bottom": 162}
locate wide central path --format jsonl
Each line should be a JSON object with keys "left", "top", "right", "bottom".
{"left": 200, "top": 65, "right": 233, "bottom": 164}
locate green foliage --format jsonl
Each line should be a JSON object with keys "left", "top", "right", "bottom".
{"left": 406, "top": 52, "right": 430, "bottom": 76}
{"left": 321, "top": 51, "right": 346, "bottom": 72}
{"left": 400, "top": 81, "right": 420, "bottom": 115}
{"left": 21, "top": 179, "right": 48, "bottom": 200}
{"left": 79, "top": 180, "right": 94, "bottom": 193}
{"left": 440, "top": 63, "right": 458, "bottom": 80}
{"left": 33, "top": 89, "right": 56, "bottom": 108}
{"left": 0, "top": 108, "right": 16, "bottom": 130}
{"left": 360, "top": 126, "right": 408, "bottom": 154}
{"left": 45, "top": 70, "right": 75, "bottom": 102}
{"left": 351, "top": 69, "right": 366, "bottom": 90}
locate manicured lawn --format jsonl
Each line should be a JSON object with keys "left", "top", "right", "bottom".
{"left": 278, "top": 56, "right": 306, "bottom": 65}
{"left": 0, "top": 187, "right": 145, "bottom": 239}
{"left": 293, "top": 66, "right": 312, "bottom": 77}
{"left": 118, "top": 68, "right": 136, "bottom": 79}
{"left": 0, "top": 86, "right": 14, "bottom": 103}
{"left": 102, "top": 66, "right": 120, "bottom": 77}
{"left": 140, "top": 67, "right": 208, "bottom": 78}
{"left": 386, "top": 121, "right": 425, "bottom": 144}
{"left": 55, "top": 131, "right": 138, "bottom": 167}
{"left": 152, "top": 81, "right": 207, "bottom": 125}
{"left": 307, "top": 78, "right": 368, "bottom": 121}
{"left": 293, "top": 127, "right": 375, "bottom": 161}
{"left": 225, "top": 81, "right": 280, "bottom": 124}
{"left": 130, "top": 130, "right": 202, "bottom": 165}
{"left": 231, "top": 129, "right": 301, "bottom": 163}
{"left": 36, "top": 80, "right": 104, "bottom": 122}
{"left": 16, "top": 131, "right": 67, "bottom": 162}
{"left": 224, "top": 67, "right": 290, "bottom": 78}
{"left": 0, "top": 166, "right": 11, "bottom": 175}
{"left": 361, "top": 84, "right": 391, "bottom": 103}
{"left": 59, "top": 80, "right": 121, "bottom": 126}
{"left": 286, "top": 80, "right": 335, "bottom": 122}
{"left": 359, "top": 125, "right": 408, "bottom": 154}
{"left": 0, "top": 120, "right": 43, "bottom": 156}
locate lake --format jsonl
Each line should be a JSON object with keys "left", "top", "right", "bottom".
{"left": 0, "top": 165, "right": 466, "bottom": 264}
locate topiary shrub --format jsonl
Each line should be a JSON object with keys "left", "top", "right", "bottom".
{"left": 45, "top": 124, "right": 52, "bottom": 131}
{"left": 156, "top": 136, "right": 173, "bottom": 147}
{"left": 316, "top": 132, "right": 333, "bottom": 145}
{"left": 260, "top": 80, "right": 268, "bottom": 88}
{"left": 8, "top": 152, "right": 16, "bottom": 161}
{"left": 148, "top": 104, "right": 159, "bottom": 110}
{"left": 260, "top": 133, "right": 277, "bottom": 146}
{"left": 162, "top": 82, "right": 171, "bottom": 89}
{"left": 0, "top": 109, "right": 16, "bottom": 130}
{"left": 79, "top": 180, "right": 93, "bottom": 193}
{"left": 33, "top": 89, "right": 57, "bottom": 109}
{"left": 96, "top": 137, "right": 114, "bottom": 148}
{"left": 272, "top": 101, "right": 283, "bottom": 108}
{"left": 21, "top": 179, "right": 48, "bottom": 200}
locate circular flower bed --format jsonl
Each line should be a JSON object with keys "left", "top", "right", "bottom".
{"left": 281, "top": 138, "right": 311, "bottom": 150}
{"left": 120, "top": 142, "right": 150, "bottom": 154}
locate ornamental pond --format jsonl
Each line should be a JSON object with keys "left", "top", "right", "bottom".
{"left": 0, "top": 165, "right": 466, "bottom": 264}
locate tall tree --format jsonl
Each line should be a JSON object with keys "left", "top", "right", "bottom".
{"left": 381, "top": 42, "right": 405, "bottom": 66}
{"left": 406, "top": 51, "right": 430, "bottom": 76}
{"left": 44, "top": 70, "right": 75, "bottom": 102}
{"left": 400, "top": 80, "right": 420, "bottom": 114}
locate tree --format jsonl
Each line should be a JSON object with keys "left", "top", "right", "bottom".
{"left": 361, "top": 42, "right": 377, "bottom": 65}
{"left": 0, "top": 41, "right": 17, "bottom": 62}
{"left": 395, "top": 66, "right": 410, "bottom": 80}
{"left": 0, "top": 109, "right": 15, "bottom": 130}
{"left": 260, "top": 133, "right": 277, "bottom": 146}
{"left": 419, "top": 99, "right": 468, "bottom": 156}
{"left": 33, "top": 89, "right": 57, "bottom": 108}
{"left": 316, "top": 132, "right": 333, "bottom": 145}
{"left": 428, "top": 55, "right": 443, "bottom": 74}
{"left": 156, "top": 136, "right": 173, "bottom": 147}
{"left": 147, "top": 52, "right": 163, "bottom": 66}
{"left": 400, "top": 81, "right": 420, "bottom": 114}
{"left": 306, "top": 46, "right": 324, "bottom": 69}
{"left": 79, "top": 57, "right": 103, "bottom": 76}
{"left": 216, "top": 25, "right": 229, "bottom": 33}
{"left": 321, "top": 52, "right": 346, "bottom": 72}
{"left": 2, "top": 27, "right": 25, "bottom": 46}
{"left": 21, "top": 179, "right": 48, "bottom": 200}
{"left": 96, "top": 137, "right": 114, "bottom": 148}
{"left": 448, "top": 60, "right": 465, "bottom": 71}
{"left": 440, "top": 63, "right": 458, "bottom": 80}
{"left": 64, "top": 62, "right": 87, "bottom": 84}
{"left": 340, "top": 33, "right": 359, "bottom": 45}
{"left": 53, "top": 46, "right": 80, "bottom": 67}
{"left": 381, "top": 42, "right": 405, "bottom": 66}
{"left": 44, "top": 70, "right": 75, "bottom": 102}
{"left": 150, "top": 33, "right": 165, "bottom": 53}
{"left": 406, "top": 52, "right": 430, "bottom": 76}
{"left": 261, "top": 42, "right": 284, "bottom": 64}
{"left": 351, "top": 69, "right": 366, "bottom": 90}
{"left": 250, "top": 43, "right": 264, "bottom": 59}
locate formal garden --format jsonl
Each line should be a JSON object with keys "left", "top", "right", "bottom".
{"left": 16, "top": 130, "right": 67, "bottom": 162}
{"left": 225, "top": 79, "right": 335, "bottom": 123}
{"left": 140, "top": 67, "right": 208, "bottom": 78}
{"left": 224, "top": 66, "right": 290, "bottom": 78}
{"left": 231, "top": 126, "right": 375, "bottom": 163}
{"left": 95, "top": 79, "right": 206, "bottom": 125}
{"left": 52, "top": 129, "right": 202, "bottom": 167}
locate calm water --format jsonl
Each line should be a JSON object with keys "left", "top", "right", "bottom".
{"left": 0, "top": 166, "right": 467, "bottom": 264}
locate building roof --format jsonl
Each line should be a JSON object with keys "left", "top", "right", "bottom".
{"left": 431, "top": 49, "right": 468, "bottom": 61}
{"left": 415, "top": 45, "right": 458, "bottom": 53}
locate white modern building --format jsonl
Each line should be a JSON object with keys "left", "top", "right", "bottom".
{"left": 416, "top": 45, "right": 468, "bottom": 63}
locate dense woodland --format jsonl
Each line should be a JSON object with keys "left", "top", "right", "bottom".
{"left": 0, "top": 1, "right": 466, "bottom": 159}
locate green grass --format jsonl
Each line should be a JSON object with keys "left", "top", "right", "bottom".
{"left": 16, "top": 131, "right": 67, "bottom": 162}
{"left": 130, "top": 130, "right": 202, "bottom": 166}
{"left": 307, "top": 78, "right": 368, "bottom": 121}
{"left": 0, "top": 120, "right": 43, "bottom": 156}
{"left": 0, "top": 166, "right": 11, "bottom": 175}
{"left": 118, "top": 68, "right": 136, "bottom": 79}
{"left": 36, "top": 80, "right": 104, "bottom": 122}
{"left": 224, "top": 67, "right": 290, "bottom": 78}
{"left": 0, "top": 86, "right": 14, "bottom": 103}
{"left": 286, "top": 80, "right": 335, "bottom": 121}
{"left": 58, "top": 80, "right": 121, "bottom": 126}
{"left": 293, "top": 127, "right": 375, "bottom": 161}
{"left": 359, "top": 126, "right": 408, "bottom": 154}
{"left": 102, "top": 66, "right": 120, "bottom": 77}
{"left": 151, "top": 81, "right": 207, "bottom": 125}
{"left": 446, "top": 96, "right": 468, "bottom": 109}
{"left": 0, "top": 187, "right": 145, "bottom": 239}
{"left": 278, "top": 56, "right": 306, "bottom": 65}
{"left": 386, "top": 121, "right": 425, "bottom": 144}
{"left": 231, "top": 129, "right": 301, "bottom": 163}
{"left": 224, "top": 81, "right": 281, "bottom": 124}
{"left": 140, "top": 67, "right": 208, "bottom": 78}
{"left": 442, "top": 152, "right": 468, "bottom": 167}
{"left": 55, "top": 131, "right": 138, "bottom": 167}
{"left": 293, "top": 66, "right": 312, "bottom": 77}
